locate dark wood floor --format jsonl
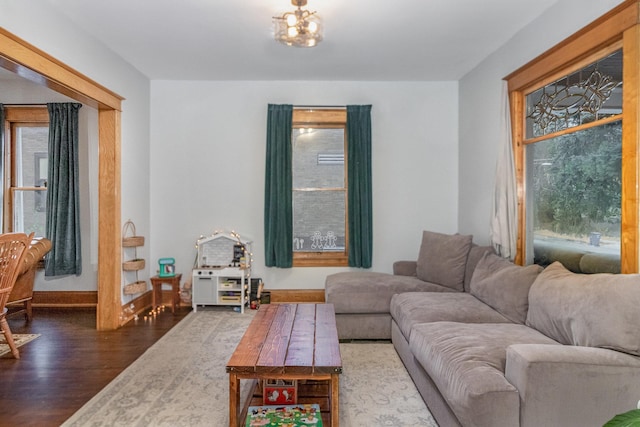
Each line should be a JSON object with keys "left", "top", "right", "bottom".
{"left": 0, "top": 306, "right": 191, "bottom": 426}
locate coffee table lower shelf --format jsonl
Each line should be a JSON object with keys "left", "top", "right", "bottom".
{"left": 239, "top": 379, "right": 331, "bottom": 426}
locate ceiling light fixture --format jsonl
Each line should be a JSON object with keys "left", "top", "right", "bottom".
{"left": 273, "top": 0, "right": 323, "bottom": 48}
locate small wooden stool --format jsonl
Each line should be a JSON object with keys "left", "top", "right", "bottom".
{"left": 150, "top": 273, "right": 182, "bottom": 314}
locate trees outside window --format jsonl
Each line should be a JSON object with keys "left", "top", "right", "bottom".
{"left": 528, "top": 121, "right": 622, "bottom": 266}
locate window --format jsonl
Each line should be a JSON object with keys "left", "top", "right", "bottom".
{"left": 507, "top": 2, "right": 640, "bottom": 273}
{"left": 292, "top": 109, "right": 348, "bottom": 266}
{"left": 2, "top": 107, "right": 49, "bottom": 237}
{"left": 525, "top": 50, "right": 622, "bottom": 271}
{"left": 265, "top": 104, "right": 372, "bottom": 268}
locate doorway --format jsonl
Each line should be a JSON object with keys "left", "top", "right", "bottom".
{"left": 0, "top": 28, "right": 123, "bottom": 330}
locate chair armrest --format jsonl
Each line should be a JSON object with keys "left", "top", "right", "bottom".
{"left": 393, "top": 260, "right": 417, "bottom": 276}
{"left": 505, "top": 343, "right": 640, "bottom": 427}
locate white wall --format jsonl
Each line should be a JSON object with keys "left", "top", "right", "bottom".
{"left": 1, "top": 1, "right": 151, "bottom": 300}
{"left": 458, "top": 0, "right": 625, "bottom": 245}
{"left": 3, "top": 0, "right": 625, "bottom": 296}
{"left": 150, "top": 81, "right": 459, "bottom": 289}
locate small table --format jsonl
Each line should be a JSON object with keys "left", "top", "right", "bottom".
{"left": 226, "top": 303, "right": 342, "bottom": 426}
{"left": 150, "top": 274, "right": 182, "bottom": 314}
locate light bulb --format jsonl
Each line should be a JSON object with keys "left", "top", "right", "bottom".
{"left": 286, "top": 14, "right": 297, "bottom": 26}
{"left": 287, "top": 27, "right": 298, "bottom": 37}
{"left": 308, "top": 21, "right": 318, "bottom": 33}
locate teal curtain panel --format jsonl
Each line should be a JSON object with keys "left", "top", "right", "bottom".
{"left": 347, "top": 105, "right": 373, "bottom": 268}
{"left": 45, "top": 103, "right": 82, "bottom": 276}
{"left": 264, "top": 104, "right": 293, "bottom": 268}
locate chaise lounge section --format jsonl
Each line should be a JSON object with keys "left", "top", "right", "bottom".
{"left": 325, "top": 232, "right": 494, "bottom": 340}
{"left": 325, "top": 230, "right": 640, "bottom": 427}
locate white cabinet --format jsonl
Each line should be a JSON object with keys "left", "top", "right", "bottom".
{"left": 192, "top": 267, "right": 249, "bottom": 313}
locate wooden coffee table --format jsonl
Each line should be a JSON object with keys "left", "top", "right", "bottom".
{"left": 226, "top": 303, "right": 342, "bottom": 426}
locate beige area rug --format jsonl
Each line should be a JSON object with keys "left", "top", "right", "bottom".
{"left": 0, "top": 333, "right": 40, "bottom": 357}
{"left": 62, "top": 307, "right": 437, "bottom": 426}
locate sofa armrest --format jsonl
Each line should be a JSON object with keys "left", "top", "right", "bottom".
{"left": 505, "top": 344, "right": 640, "bottom": 427}
{"left": 19, "top": 237, "right": 52, "bottom": 275}
{"left": 393, "top": 260, "right": 417, "bottom": 276}
{"left": 10, "top": 238, "right": 52, "bottom": 302}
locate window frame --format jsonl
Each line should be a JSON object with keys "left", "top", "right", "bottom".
{"left": 291, "top": 108, "right": 349, "bottom": 267}
{"left": 2, "top": 106, "right": 49, "bottom": 235}
{"left": 505, "top": 1, "right": 640, "bottom": 273}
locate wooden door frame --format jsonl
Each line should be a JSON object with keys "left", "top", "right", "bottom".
{"left": 0, "top": 27, "right": 123, "bottom": 330}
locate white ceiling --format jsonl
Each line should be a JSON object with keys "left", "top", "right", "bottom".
{"left": 42, "top": 0, "right": 561, "bottom": 81}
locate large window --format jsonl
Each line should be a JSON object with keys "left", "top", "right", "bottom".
{"left": 292, "top": 109, "right": 348, "bottom": 266}
{"left": 525, "top": 51, "right": 622, "bottom": 272}
{"left": 3, "top": 107, "right": 49, "bottom": 237}
{"left": 507, "top": 1, "right": 640, "bottom": 273}
{"left": 265, "top": 105, "right": 372, "bottom": 268}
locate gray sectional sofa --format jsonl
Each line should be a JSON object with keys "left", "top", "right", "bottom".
{"left": 325, "top": 230, "right": 640, "bottom": 427}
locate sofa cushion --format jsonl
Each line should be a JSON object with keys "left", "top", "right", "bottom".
{"left": 325, "top": 271, "right": 455, "bottom": 314}
{"left": 526, "top": 262, "right": 640, "bottom": 356}
{"left": 416, "top": 231, "right": 472, "bottom": 291}
{"left": 470, "top": 252, "right": 543, "bottom": 324}
{"left": 410, "top": 321, "right": 559, "bottom": 427}
{"left": 390, "top": 292, "right": 511, "bottom": 341}
{"left": 463, "top": 245, "right": 496, "bottom": 292}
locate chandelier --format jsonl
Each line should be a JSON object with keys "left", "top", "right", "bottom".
{"left": 273, "top": 0, "right": 323, "bottom": 48}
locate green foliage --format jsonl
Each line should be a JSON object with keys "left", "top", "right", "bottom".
{"left": 603, "top": 409, "right": 640, "bottom": 427}
{"left": 532, "top": 121, "right": 622, "bottom": 236}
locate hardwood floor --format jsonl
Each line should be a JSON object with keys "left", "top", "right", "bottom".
{"left": 0, "top": 306, "right": 191, "bottom": 426}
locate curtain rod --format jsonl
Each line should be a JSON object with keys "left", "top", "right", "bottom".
{"left": 2, "top": 103, "right": 47, "bottom": 107}
{"left": 294, "top": 105, "right": 346, "bottom": 109}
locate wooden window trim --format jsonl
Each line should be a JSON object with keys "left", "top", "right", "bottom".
{"left": 292, "top": 108, "right": 349, "bottom": 267}
{"left": 506, "top": 0, "right": 640, "bottom": 273}
{"left": 522, "top": 114, "right": 623, "bottom": 146}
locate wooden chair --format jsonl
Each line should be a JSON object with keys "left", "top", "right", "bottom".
{"left": 0, "top": 233, "right": 32, "bottom": 359}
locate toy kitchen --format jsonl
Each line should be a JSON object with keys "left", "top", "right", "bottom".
{"left": 191, "top": 231, "right": 252, "bottom": 313}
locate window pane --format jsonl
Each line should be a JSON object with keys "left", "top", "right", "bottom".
{"left": 526, "top": 50, "right": 622, "bottom": 138}
{"left": 292, "top": 128, "right": 344, "bottom": 188}
{"left": 16, "top": 126, "right": 48, "bottom": 187}
{"left": 527, "top": 121, "right": 621, "bottom": 270}
{"left": 293, "top": 190, "right": 345, "bottom": 252}
{"left": 13, "top": 189, "right": 47, "bottom": 236}
{"left": 13, "top": 125, "right": 48, "bottom": 237}
{"left": 292, "top": 125, "right": 346, "bottom": 255}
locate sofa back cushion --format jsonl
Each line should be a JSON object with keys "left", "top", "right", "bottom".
{"left": 470, "top": 252, "right": 543, "bottom": 324}
{"left": 464, "top": 245, "right": 496, "bottom": 292}
{"left": 526, "top": 262, "right": 640, "bottom": 356}
{"left": 416, "top": 231, "right": 472, "bottom": 291}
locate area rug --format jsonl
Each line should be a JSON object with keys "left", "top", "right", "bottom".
{"left": 0, "top": 333, "right": 40, "bottom": 357}
{"left": 62, "top": 308, "right": 437, "bottom": 426}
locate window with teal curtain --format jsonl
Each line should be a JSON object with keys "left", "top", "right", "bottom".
{"left": 347, "top": 105, "right": 373, "bottom": 268}
{"left": 264, "top": 104, "right": 373, "bottom": 268}
{"left": 264, "top": 104, "right": 293, "bottom": 267}
{"left": 45, "top": 103, "right": 82, "bottom": 276}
